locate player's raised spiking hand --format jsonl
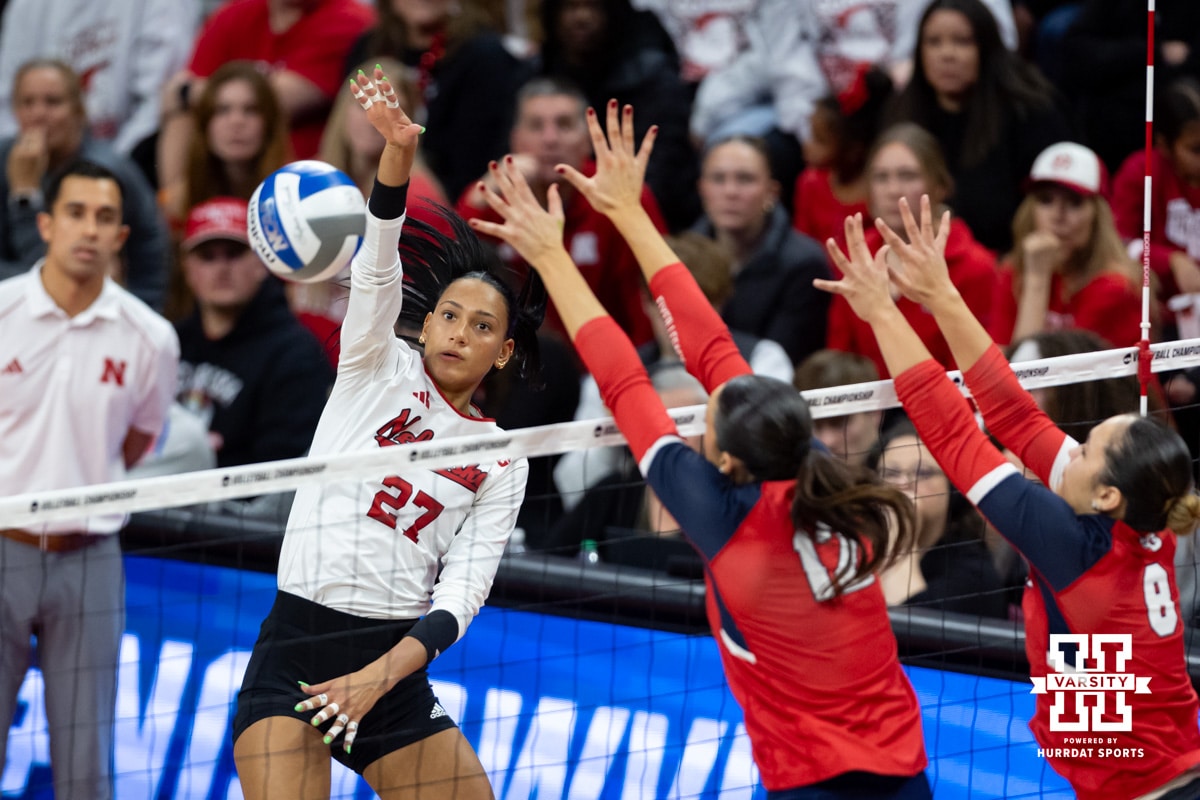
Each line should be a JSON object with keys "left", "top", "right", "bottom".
{"left": 349, "top": 65, "right": 422, "bottom": 187}
{"left": 555, "top": 99, "right": 657, "bottom": 222}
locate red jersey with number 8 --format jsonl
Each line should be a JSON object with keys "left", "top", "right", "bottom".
{"left": 893, "top": 346, "right": 1200, "bottom": 800}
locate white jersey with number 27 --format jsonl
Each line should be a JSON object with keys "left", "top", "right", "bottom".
{"left": 277, "top": 209, "right": 528, "bottom": 643}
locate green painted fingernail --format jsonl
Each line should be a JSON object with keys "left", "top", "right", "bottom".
{"left": 346, "top": 746, "right": 352, "bottom": 754}
{"left": 312, "top": 718, "right": 320, "bottom": 726}
{"left": 297, "top": 680, "right": 309, "bottom": 687}
{"left": 375, "top": 63, "right": 382, "bottom": 71}
{"left": 323, "top": 735, "right": 333, "bottom": 745}
{"left": 357, "top": 69, "right": 365, "bottom": 77}
{"left": 419, "top": 126, "right": 426, "bottom": 134}
{"left": 294, "top": 703, "right": 303, "bottom": 712}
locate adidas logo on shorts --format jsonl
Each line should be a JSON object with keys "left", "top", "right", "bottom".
{"left": 430, "top": 702, "right": 447, "bottom": 720}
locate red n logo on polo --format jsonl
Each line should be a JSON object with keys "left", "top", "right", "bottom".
{"left": 101, "top": 358, "right": 127, "bottom": 386}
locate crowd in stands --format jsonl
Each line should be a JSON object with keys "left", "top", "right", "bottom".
{"left": 6, "top": 0, "right": 1200, "bottom": 623}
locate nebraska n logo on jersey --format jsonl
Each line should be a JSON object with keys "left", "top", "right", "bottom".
{"left": 375, "top": 408, "right": 435, "bottom": 447}
{"left": 1032, "top": 634, "right": 1151, "bottom": 732}
{"left": 101, "top": 357, "right": 127, "bottom": 386}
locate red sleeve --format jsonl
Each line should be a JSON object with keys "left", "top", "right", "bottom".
{"left": 1071, "top": 274, "right": 1143, "bottom": 346}
{"left": 575, "top": 317, "right": 679, "bottom": 462}
{"left": 648, "top": 262, "right": 751, "bottom": 392}
{"left": 988, "top": 265, "right": 1018, "bottom": 346}
{"left": 963, "top": 344, "right": 1070, "bottom": 486}
{"left": 894, "top": 360, "right": 1010, "bottom": 493}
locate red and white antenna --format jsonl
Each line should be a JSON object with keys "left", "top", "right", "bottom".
{"left": 1138, "top": 0, "right": 1156, "bottom": 415}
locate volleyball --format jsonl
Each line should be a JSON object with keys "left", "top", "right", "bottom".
{"left": 247, "top": 161, "right": 366, "bottom": 283}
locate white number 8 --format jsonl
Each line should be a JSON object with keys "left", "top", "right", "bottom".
{"left": 1144, "top": 562, "right": 1179, "bottom": 637}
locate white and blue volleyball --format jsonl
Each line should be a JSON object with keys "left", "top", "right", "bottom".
{"left": 248, "top": 161, "right": 365, "bottom": 283}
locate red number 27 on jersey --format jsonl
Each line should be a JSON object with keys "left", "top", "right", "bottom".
{"left": 367, "top": 475, "right": 445, "bottom": 543}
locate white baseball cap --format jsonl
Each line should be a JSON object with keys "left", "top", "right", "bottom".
{"left": 1027, "top": 142, "right": 1107, "bottom": 197}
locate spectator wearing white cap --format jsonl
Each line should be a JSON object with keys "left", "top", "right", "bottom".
{"left": 988, "top": 141, "right": 1145, "bottom": 348}
{"left": 174, "top": 196, "right": 333, "bottom": 469}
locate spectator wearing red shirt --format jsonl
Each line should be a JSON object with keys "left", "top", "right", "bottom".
{"left": 457, "top": 77, "right": 660, "bottom": 348}
{"left": 792, "top": 64, "right": 893, "bottom": 249}
{"left": 1111, "top": 77, "right": 1200, "bottom": 307}
{"left": 156, "top": 0, "right": 374, "bottom": 199}
{"left": 990, "top": 142, "right": 1144, "bottom": 347}
{"left": 827, "top": 123, "right": 996, "bottom": 377}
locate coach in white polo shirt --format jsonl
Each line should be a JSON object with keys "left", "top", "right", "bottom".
{"left": 0, "top": 159, "right": 177, "bottom": 799}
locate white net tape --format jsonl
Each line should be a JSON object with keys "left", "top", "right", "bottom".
{"left": 4, "top": 338, "right": 1199, "bottom": 527}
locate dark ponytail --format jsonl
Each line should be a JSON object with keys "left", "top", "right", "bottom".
{"left": 793, "top": 451, "right": 917, "bottom": 593}
{"left": 715, "top": 375, "right": 916, "bottom": 594}
{"left": 395, "top": 204, "right": 547, "bottom": 382}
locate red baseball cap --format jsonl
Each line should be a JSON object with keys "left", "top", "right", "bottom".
{"left": 1027, "top": 142, "right": 1108, "bottom": 197}
{"left": 182, "top": 197, "right": 249, "bottom": 252}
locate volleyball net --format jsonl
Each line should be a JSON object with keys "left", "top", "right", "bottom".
{"left": 6, "top": 338, "right": 1200, "bottom": 799}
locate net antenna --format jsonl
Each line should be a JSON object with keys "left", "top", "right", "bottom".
{"left": 1139, "top": 0, "right": 1157, "bottom": 416}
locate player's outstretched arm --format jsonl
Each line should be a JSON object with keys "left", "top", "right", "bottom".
{"left": 471, "top": 157, "right": 683, "bottom": 463}
{"left": 339, "top": 67, "right": 424, "bottom": 374}
{"left": 558, "top": 101, "right": 752, "bottom": 390}
{"left": 877, "top": 195, "right": 991, "bottom": 373}
{"left": 555, "top": 100, "right": 677, "bottom": 283}
{"left": 821, "top": 210, "right": 1030, "bottom": 525}
{"left": 878, "top": 197, "right": 1070, "bottom": 478}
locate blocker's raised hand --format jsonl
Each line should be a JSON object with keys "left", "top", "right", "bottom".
{"left": 469, "top": 156, "right": 571, "bottom": 272}
{"left": 874, "top": 195, "right": 955, "bottom": 312}
{"left": 814, "top": 213, "right": 897, "bottom": 324}
{"left": 556, "top": 100, "right": 657, "bottom": 219}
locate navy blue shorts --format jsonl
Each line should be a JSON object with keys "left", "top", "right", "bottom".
{"left": 768, "top": 771, "right": 932, "bottom": 800}
{"left": 232, "top": 591, "right": 457, "bottom": 774}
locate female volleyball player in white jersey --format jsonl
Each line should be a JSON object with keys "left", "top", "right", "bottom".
{"left": 232, "top": 68, "right": 544, "bottom": 799}
{"left": 822, "top": 199, "right": 1200, "bottom": 800}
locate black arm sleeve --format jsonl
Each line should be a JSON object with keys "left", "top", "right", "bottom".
{"left": 368, "top": 179, "right": 410, "bottom": 220}
{"left": 405, "top": 608, "right": 459, "bottom": 663}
